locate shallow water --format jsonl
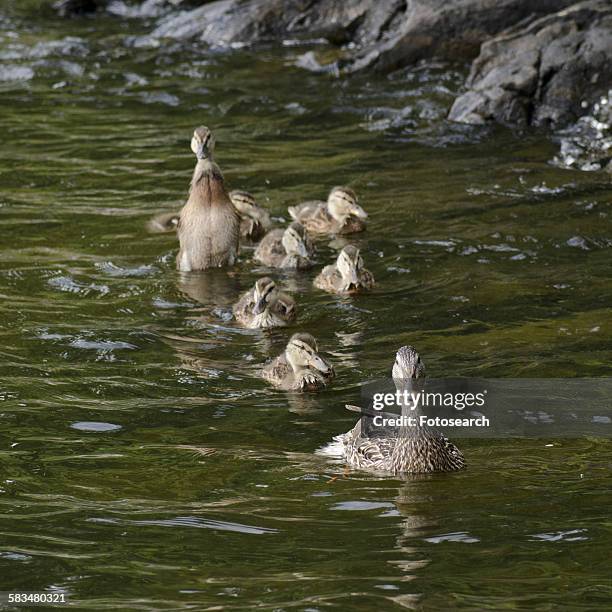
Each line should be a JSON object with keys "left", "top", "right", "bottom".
{"left": 1, "top": 5, "right": 611, "bottom": 610}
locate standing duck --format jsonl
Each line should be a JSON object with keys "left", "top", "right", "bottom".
{"left": 314, "top": 245, "right": 374, "bottom": 294}
{"left": 230, "top": 190, "right": 272, "bottom": 242}
{"left": 145, "top": 190, "right": 270, "bottom": 242}
{"left": 176, "top": 126, "right": 240, "bottom": 271}
{"left": 233, "top": 277, "right": 296, "bottom": 329}
{"left": 337, "top": 346, "right": 465, "bottom": 474}
{"left": 262, "top": 333, "right": 334, "bottom": 391}
{"left": 288, "top": 186, "right": 367, "bottom": 235}
{"left": 254, "top": 222, "right": 314, "bottom": 270}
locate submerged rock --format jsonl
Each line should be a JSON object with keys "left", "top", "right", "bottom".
{"left": 448, "top": 0, "right": 612, "bottom": 127}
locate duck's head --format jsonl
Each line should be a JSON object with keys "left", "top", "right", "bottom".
{"left": 285, "top": 333, "right": 331, "bottom": 374}
{"left": 281, "top": 222, "right": 311, "bottom": 258}
{"left": 252, "top": 277, "right": 277, "bottom": 315}
{"left": 392, "top": 346, "right": 425, "bottom": 381}
{"left": 230, "top": 190, "right": 258, "bottom": 217}
{"left": 191, "top": 126, "right": 216, "bottom": 160}
{"left": 336, "top": 245, "right": 364, "bottom": 291}
{"left": 327, "top": 187, "right": 367, "bottom": 223}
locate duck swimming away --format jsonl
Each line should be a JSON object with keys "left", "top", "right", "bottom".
{"left": 314, "top": 245, "right": 374, "bottom": 294}
{"left": 336, "top": 346, "right": 465, "bottom": 474}
{"left": 175, "top": 126, "right": 240, "bottom": 271}
{"left": 233, "top": 277, "right": 296, "bottom": 329}
{"left": 254, "top": 222, "right": 314, "bottom": 269}
{"left": 288, "top": 186, "right": 367, "bottom": 235}
{"left": 262, "top": 333, "right": 334, "bottom": 391}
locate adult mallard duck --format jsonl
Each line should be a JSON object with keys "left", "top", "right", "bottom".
{"left": 314, "top": 245, "right": 374, "bottom": 294}
{"left": 230, "top": 190, "right": 272, "bottom": 242}
{"left": 288, "top": 186, "right": 367, "bottom": 235}
{"left": 336, "top": 346, "right": 465, "bottom": 474}
{"left": 175, "top": 126, "right": 240, "bottom": 271}
{"left": 233, "top": 277, "right": 296, "bottom": 329}
{"left": 254, "top": 222, "right": 314, "bottom": 270}
{"left": 146, "top": 190, "right": 270, "bottom": 242}
{"left": 262, "top": 333, "right": 334, "bottom": 391}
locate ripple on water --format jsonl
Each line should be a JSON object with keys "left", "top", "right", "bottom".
{"left": 70, "top": 422, "right": 122, "bottom": 432}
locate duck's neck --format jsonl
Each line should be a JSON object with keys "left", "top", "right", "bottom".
{"left": 188, "top": 159, "right": 227, "bottom": 206}
{"left": 191, "top": 158, "right": 223, "bottom": 187}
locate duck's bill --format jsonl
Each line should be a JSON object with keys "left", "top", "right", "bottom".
{"left": 295, "top": 242, "right": 309, "bottom": 257}
{"left": 350, "top": 204, "right": 368, "bottom": 219}
{"left": 309, "top": 354, "right": 332, "bottom": 374}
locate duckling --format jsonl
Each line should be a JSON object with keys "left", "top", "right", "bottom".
{"left": 230, "top": 190, "right": 272, "bottom": 242}
{"left": 288, "top": 186, "right": 367, "bottom": 235}
{"left": 337, "top": 346, "right": 465, "bottom": 474}
{"left": 314, "top": 245, "right": 374, "bottom": 294}
{"left": 176, "top": 126, "right": 240, "bottom": 271}
{"left": 262, "top": 333, "right": 334, "bottom": 391}
{"left": 147, "top": 211, "right": 180, "bottom": 233}
{"left": 233, "top": 277, "right": 296, "bottom": 329}
{"left": 254, "top": 222, "right": 314, "bottom": 269}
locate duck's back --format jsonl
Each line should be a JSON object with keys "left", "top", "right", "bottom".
{"left": 177, "top": 174, "right": 239, "bottom": 271}
{"left": 288, "top": 200, "right": 331, "bottom": 233}
{"left": 254, "top": 228, "right": 285, "bottom": 266}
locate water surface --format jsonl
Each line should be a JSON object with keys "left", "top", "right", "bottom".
{"left": 0, "top": 5, "right": 611, "bottom": 610}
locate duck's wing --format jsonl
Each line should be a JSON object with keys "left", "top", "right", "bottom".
{"left": 147, "top": 211, "right": 180, "bottom": 233}
{"left": 273, "top": 292, "right": 296, "bottom": 321}
{"left": 262, "top": 354, "right": 292, "bottom": 386}
{"left": 254, "top": 229, "right": 286, "bottom": 263}
{"left": 288, "top": 200, "right": 326, "bottom": 223}
{"left": 359, "top": 268, "right": 375, "bottom": 289}
{"left": 232, "top": 287, "right": 255, "bottom": 316}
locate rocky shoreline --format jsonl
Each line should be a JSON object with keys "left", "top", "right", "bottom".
{"left": 55, "top": 0, "right": 612, "bottom": 169}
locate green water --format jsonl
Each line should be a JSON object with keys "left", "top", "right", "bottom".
{"left": 1, "top": 5, "right": 611, "bottom": 610}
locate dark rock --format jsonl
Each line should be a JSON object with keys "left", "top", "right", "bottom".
{"left": 54, "top": 0, "right": 106, "bottom": 16}
{"left": 449, "top": 0, "right": 612, "bottom": 127}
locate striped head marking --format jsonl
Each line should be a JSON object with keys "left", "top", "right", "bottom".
{"left": 327, "top": 186, "right": 367, "bottom": 222}
{"left": 230, "top": 190, "right": 258, "bottom": 216}
{"left": 392, "top": 346, "right": 425, "bottom": 380}
{"left": 286, "top": 333, "right": 331, "bottom": 374}
{"left": 252, "top": 277, "right": 276, "bottom": 315}
{"left": 191, "top": 126, "right": 216, "bottom": 160}
{"left": 282, "top": 222, "right": 311, "bottom": 258}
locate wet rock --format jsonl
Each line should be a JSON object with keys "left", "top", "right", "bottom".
{"left": 553, "top": 92, "right": 612, "bottom": 172}
{"left": 150, "top": 0, "right": 399, "bottom": 49}
{"left": 449, "top": 0, "right": 612, "bottom": 127}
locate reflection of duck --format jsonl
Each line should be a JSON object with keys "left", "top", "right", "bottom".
{"left": 314, "top": 245, "right": 374, "bottom": 294}
{"left": 233, "top": 277, "right": 296, "bottom": 329}
{"left": 289, "top": 186, "right": 367, "bottom": 235}
{"left": 338, "top": 346, "right": 465, "bottom": 474}
{"left": 262, "top": 333, "right": 334, "bottom": 391}
{"left": 176, "top": 269, "right": 240, "bottom": 309}
{"left": 254, "top": 223, "right": 314, "bottom": 269}
{"left": 230, "top": 190, "right": 272, "bottom": 242}
{"left": 176, "top": 126, "right": 240, "bottom": 271}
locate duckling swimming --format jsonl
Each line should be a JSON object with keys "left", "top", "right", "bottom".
{"left": 230, "top": 190, "right": 272, "bottom": 242}
{"left": 288, "top": 186, "right": 367, "bottom": 235}
{"left": 254, "top": 222, "right": 314, "bottom": 269}
{"left": 337, "top": 346, "right": 465, "bottom": 474}
{"left": 262, "top": 333, "right": 334, "bottom": 391}
{"left": 233, "top": 277, "right": 296, "bottom": 329}
{"left": 314, "top": 245, "right": 374, "bottom": 294}
{"left": 176, "top": 126, "right": 240, "bottom": 271}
